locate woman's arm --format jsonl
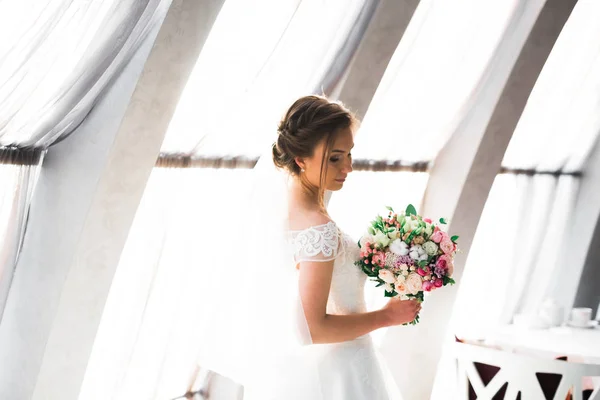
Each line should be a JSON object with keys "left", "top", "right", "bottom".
{"left": 298, "top": 259, "right": 421, "bottom": 344}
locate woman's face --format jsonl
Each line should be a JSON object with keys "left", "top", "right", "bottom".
{"left": 297, "top": 127, "right": 354, "bottom": 191}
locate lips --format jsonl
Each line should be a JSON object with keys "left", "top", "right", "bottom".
{"left": 335, "top": 178, "right": 346, "bottom": 183}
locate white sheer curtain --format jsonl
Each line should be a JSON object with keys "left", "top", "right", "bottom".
{"left": 353, "top": 0, "right": 525, "bottom": 162}
{"left": 454, "top": 0, "right": 600, "bottom": 339}
{"left": 0, "top": 154, "right": 43, "bottom": 321}
{"left": 81, "top": 168, "right": 253, "bottom": 399}
{"left": 454, "top": 174, "right": 579, "bottom": 339}
{"left": 0, "top": 0, "right": 170, "bottom": 147}
{"left": 0, "top": 0, "right": 171, "bottom": 324}
{"left": 160, "top": 0, "right": 367, "bottom": 157}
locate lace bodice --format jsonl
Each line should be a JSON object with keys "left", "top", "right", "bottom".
{"left": 289, "top": 222, "right": 366, "bottom": 315}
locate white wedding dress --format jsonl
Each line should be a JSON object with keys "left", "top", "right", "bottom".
{"left": 243, "top": 221, "right": 403, "bottom": 400}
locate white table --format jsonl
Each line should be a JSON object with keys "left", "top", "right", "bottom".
{"left": 486, "top": 324, "right": 600, "bottom": 362}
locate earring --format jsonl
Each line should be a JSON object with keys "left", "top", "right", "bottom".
{"left": 301, "top": 168, "right": 305, "bottom": 172}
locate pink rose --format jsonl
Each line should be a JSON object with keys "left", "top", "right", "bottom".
{"left": 417, "top": 268, "right": 427, "bottom": 277}
{"left": 424, "top": 218, "right": 432, "bottom": 223}
{"left": 433, "top": 279, "right": 443, "bottom": 288}
{"left": 440, "top": 238, "right": 455, "bottom": 255}
{"left": 431, "top": 230, "right": 444, "bottom": 243}
{"left": 422, "top": 280, "right": 433, "bottom": 292}
{"left": 436, "top": 255, "right": 454, "bottom": 276}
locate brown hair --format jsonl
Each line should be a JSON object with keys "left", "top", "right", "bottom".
{"left": 272, "top": 95, "right": 357, "bottom": 209}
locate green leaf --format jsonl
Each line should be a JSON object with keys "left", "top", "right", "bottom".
{"left": 439, "top": 217, "right": 447, "bottom": 224}
{"left": 357, "top": 261, "right": 377, "bottom": 277}
{"left": 385, "top": 206, "right": 394, "bottom": 212}
{"left": 375, "top": 281, "right": 385, "bottom": 287}
{"left": 417, "top": 260, "right": 428, "bottom": 267}
{"left": 405, "top": 230, "right": 417, "bottom": 244}
{"left": 357, "top": 239, "right": 362, "bottom": 249}
{"left": 405, "top": 204, "right": 417, "bottom": 216}
{"left": 451, "top": 235, "right": 459, "bottom": 242}
{"left": 384, "top": 290, "right": 398, "bottom": 298}
{"left": 442, "top": 276, "right": 456, "bottom": 285}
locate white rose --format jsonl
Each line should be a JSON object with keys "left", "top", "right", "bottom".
{"left": 359, "top": 234, "right": 376, "bottom": 248}
{"left": 424, "top": 224, "right": 433, "bottom": 237}
{"left": 389, "top": 239, "right": 409, "bottom": 256}
{"left": 406, "top": 273, "right": 423, "bottom": 295}
{"left": 374, "top": 231, "right": 391, "bottom": 247}
{"left": 387, "top": 228, "right": 400, "bottom": 240}
{"left": 395, "top": 281, "right": 408, "bottom": 296}
{"left": 419, "top": 253, "right": 428, "bottom": 261}
{"left": 409, "top": 250, "right": 420, "bottom": 260}
{"left": 410, "top": 219, "right": 420, "bottom": 230}
{"left": 396, "top": 274, "right": 406, "bottom": 284}
{"left": 422, "top": 241, "right": 438, "bottom": 256}
{"left": 378, "top": 269, "right": 396, "bottom": 284}
{"left": 384, "top": 283, "right": 394, "bottom": 293}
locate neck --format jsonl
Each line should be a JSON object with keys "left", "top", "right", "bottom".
{"left": 289, "top": 177, "right": 325, "bottom": 214}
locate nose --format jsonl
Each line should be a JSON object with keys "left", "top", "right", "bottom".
{"left": 342, "top": 159, "right": 353, "bottom": 174}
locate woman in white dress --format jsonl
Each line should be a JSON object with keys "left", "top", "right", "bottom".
{"left": 239, "top": 95, "right": 420, "bottom": 399}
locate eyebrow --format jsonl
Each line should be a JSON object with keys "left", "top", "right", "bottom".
{"left": 331, "top": 147, "right": 354, "bottom": 153}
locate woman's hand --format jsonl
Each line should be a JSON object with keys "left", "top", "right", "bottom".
{"left": 381, "top": 297, "right": 421, "bottom": 327}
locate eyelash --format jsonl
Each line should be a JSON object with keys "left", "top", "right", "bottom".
{"left": 330, "top": 154, "right": 352, "bottom": 163}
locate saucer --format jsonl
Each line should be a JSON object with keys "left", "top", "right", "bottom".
{"left": 566, "top": 320, "right": 599, "bottom": 329}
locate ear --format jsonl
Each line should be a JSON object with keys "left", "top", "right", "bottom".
{"left": 294, "top": 157, "right": 305, "bottom": 171}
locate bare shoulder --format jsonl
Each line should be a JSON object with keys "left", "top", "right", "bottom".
{"left": 288, "top": 209, "right": 333, "bottom": 231}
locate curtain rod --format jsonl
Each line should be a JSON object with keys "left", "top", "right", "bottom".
{"left": 499, "top": 167, "right": 582, "bottom": 177}
{"left": 156, "top": 154, "right": 430, "bottom": 172}
{"left": 0, "top": 147, "right": 45, "bottom": 166}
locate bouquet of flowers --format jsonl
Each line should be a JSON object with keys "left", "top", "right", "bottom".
{"left": 355, "top": 204, "right": 458, "bottom": 324}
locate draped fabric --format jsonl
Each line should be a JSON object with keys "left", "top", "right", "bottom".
{"left": 0, "top": 0, "right": 171, "bottom": 322}
{"left": 0, "top": 150, "right": 43, "bottom": 320}
{"left": 80, "top": 168, "right": 253, "bottom": 399}
{"left": 0, "top": 0, "right": 171, "bottom": 148}
{"left": 353, "top": 0, "right": 530, "bottom": 163}
{"left": 159, "top": 0, "right": 368, "bottom": 157}
{"left": 455, "top": 0, "right": 600, "bottom": 339}
{"left": 454, "top": 174, "right": 579, "bottom": 339}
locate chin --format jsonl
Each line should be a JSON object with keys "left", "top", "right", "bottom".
{"left": 327, "top": 183, "right": 344, "bottom": 191}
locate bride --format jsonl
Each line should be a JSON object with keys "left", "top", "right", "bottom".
{"left": 198, "top": 95, "right": 420, "bottom": 400}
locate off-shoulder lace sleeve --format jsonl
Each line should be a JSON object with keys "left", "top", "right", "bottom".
{"left": 290, "top": 221, "right": 345, "bottom": 263}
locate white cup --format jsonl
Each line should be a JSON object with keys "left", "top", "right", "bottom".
{"left": 570, "top": 307, "right": 592, "bottom": 326}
